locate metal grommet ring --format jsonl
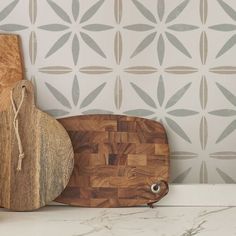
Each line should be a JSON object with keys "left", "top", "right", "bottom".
{"left": 151, "top": 183, "right": 161, "bottom": 194}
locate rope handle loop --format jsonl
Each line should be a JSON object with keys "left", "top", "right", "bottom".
{"left": 10, "top": 86, "right": 26, "bottom": 171}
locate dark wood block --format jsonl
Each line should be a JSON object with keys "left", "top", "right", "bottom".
{"left": 56, "top": 115, "right": 170, "bottom": 207}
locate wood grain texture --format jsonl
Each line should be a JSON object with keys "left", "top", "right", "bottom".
{"left": 0, "top": 34, "right": 24, "bottom": 112}
{"left": 56, "top": 115, "right": 170, "bottom": 207}
{"left": 0, "top": 80, "right": 74, "bottom": 211}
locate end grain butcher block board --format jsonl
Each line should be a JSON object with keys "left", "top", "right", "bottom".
{"left": 56, "top": 115, "right": 170, "bottom": 207}
{"left": 0, "top": 34, "right": 24, "bottom": 111}
{"left": 0, "top": 80, "right": 74, "bottom": 211}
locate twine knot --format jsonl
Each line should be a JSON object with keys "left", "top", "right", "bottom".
{"left": 16, "top": 153, "right": 25, "bottom": 171}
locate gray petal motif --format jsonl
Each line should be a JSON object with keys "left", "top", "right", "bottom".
{"left": 80, "top": 32, "right": 106, "bottom": 58}
{"left": 80, "top": 0, "right": 105, "bottom": 23}
{"left": 83, "top": 109, "right": 114, "bottom": 115}
{"left": 165, "top": 66, "right": 198, "bottom": 74}
{"left": 165, "top": 32, "right": 191, "bottom": 58}
{"left": 209, "top": 109, "right": 236, "bottom": 117}
{"left": 114, "top": 0, "right": 122, "bottom": 24}
{"left": 210, "top": 152, "right": 236, "bottom": 160}
{"left": 39, "top": 66, "right": 72, "bottom": 74}
{"left": 47, "top": 0, "right": 71, "bottom": 23}
{"left": 200, "top": 76, "right": 208, "bottom": 109}
{"left": 0, "top": 24, "right": 27, "bottom": 31}
{"left": 157, "top": 34, "right": 165, "bottom": 65}
{"left": 29, "top": 31, "right": 37, "bottom": 65}
{"left": 80, "top": 82, "right": 106, "bottom": 109}
{"left": 124, "top": 109, "right": 155, "bottom": 117}
{"left": 172, "top": 167, "right": 192, "bottom": 183}
{"left": 200, "top": 161, "right": 208, "bottom": 183}
{"left": 217, "top": 0, "right": 236, "bottom": 21}
{"left": 72, "top": 76, "right": 79, "bottom": 106}
{"left": 216, "top": 120, "right": 236, "bottom": 143}
{"left": 46, "top": 109, "right": 70, "bottom": 117}
{"left": 216, "top": 34, "right": 236, "bottom": 58}
{"left": 72, "top": 0, "right": 80, "bottom": 21}
{"left": 200, "top": 116, "right": 208, "bottom": 150}
{"left": 132, "top": 0, "right": 157, "bottom": 23}
{"left": 46, "top": 32, "right": 72, "bottom": 58}
{"left": 131, "top": 82, "right": 157, "bottom": 108}
{"left": 165, "top": 0, "right": 190, "bottom": 23}
{"left": 200, "top": 0, "right": 208, "bottom": 24}
{"left": 124, "top": 24, "right": 154, "bottom": 31}
{"left": 46, "top": 83, "right": 72, "bottom": 109}
{"left": 165, "top": 117, "right": 191, "bottom": 143}
{"left": 210, "top": 66, "right": 236, "bottom": 74}
{"left": 157, "top": 0, "right": 165, "bottom": 21}
{"left": 168, "top": 109, "right": 199, "bottom": 117}
{"left": 114, "top": 77, "right": 122, "bottom": 109}
{"left": 171, "top": 151, "right": 198, "bottom": 160}
{"left": 29, "top": 0, "right": 37, "bottom": 24}
{"left": 80, "top": 66, "right": 112, "bottom": 74}
{"left": 39, "top": 24, "right": 69, "bottom": 31}
{"left": 168, "top": 24, "right": 199, "bottom": 31}
{"left": 72, "top": 34, "right": 80, "bottom": 65}
{"left": 0, "top": 0, "right": 19, "bottom": 22}
{"left": 216, "top": 168, "right": 236, "bottom": 183}
{"left": 157, "top": 76, "right": 165, "bottom": 106}
{"left": 165, "top": 83, "right": 191, "bottom": 109}
{"left": 216, "top": 83, "right": 236, "bottom": 106}
{"left": 209, "top": 24, "right": 236, "bottom": 31}
{"left": 83, "top": 24, "right": 113, "bottom": 31}
{"left": 114, "top": 31, "right": 122, "bottom": 65}
{"left": 125, "top": 66, "right": 157, "bottom": 74}
{"left": 131, "top": 32, "right": 157, "bottom": 58}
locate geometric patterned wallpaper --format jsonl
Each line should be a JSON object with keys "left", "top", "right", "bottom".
{"left": 0, "top": 0, "right": 236, "bottom": 183}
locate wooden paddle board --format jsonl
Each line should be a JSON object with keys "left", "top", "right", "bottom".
{"left": 56, "top": 115, "right": 169, "bottom": 207}
{"left": 0, "top": 80, "right": 74, "bottom": 211}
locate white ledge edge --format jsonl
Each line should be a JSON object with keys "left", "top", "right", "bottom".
{"left": 157, "top": 184, "right": 236, "bottom": 206}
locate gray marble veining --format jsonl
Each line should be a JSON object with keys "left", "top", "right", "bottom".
{"left": 0, "top": 206, "right": 236, "bottom": 236}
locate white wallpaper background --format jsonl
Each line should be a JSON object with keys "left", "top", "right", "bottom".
{"left": 1, "top": 0, "right": 236, "bottom": 183}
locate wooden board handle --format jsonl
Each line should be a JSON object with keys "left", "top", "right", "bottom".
{"left": 11, "top": 80, "right": 35, "bottom": 108}
{"left": 0, "top": 34, "right": 24, "bottom": 85}
{"left": 0, "top": 34, "right": 24, "bottom": 111}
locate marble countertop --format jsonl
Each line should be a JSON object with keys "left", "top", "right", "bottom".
{"left": 0, "top": 206, "right": 235, "bottom": 236}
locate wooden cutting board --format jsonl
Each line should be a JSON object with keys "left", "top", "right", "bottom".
{"left": 56, "top": 115, "right": 169, "bottom": 207}
{"left": 0, "top": 80, "right": 74, "bottom": 211}
{"left": 0, "top": 34, "right": 24, "bottom": 112}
